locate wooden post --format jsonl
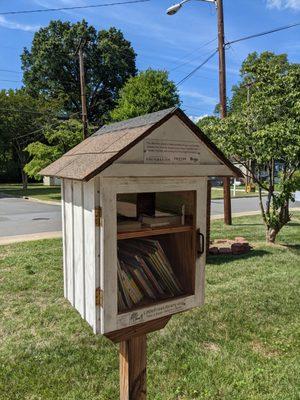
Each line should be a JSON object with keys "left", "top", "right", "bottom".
{"left": 206, "top": 180, "right": 211, "bottom": 255}
{"left": 120, "top": 335, "right": 147, "bottom": 400}
{"left": 78, "top": 42, "right": 88, "bottom": 139}
{"left": 216, "top": 0, "right": 232, "bottom": 225}
{"left": 223, "top": 176, "right": 232, "bottom": 225}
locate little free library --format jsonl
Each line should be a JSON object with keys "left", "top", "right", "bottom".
{"left": 41, "top": 107, "right": 241, "bottom": 399}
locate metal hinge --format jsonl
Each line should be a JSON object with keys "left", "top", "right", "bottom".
{"left": 96, "top": 287, "right": 103, "bottom": 307}
{"left": 95, "top": 206, "right": 102, "bottom": 227}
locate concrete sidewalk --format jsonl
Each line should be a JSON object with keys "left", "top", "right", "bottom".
{"left": 0, "top": 231, "right": 62, "bottom": 245}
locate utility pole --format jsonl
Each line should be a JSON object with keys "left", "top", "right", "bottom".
{"left": 216, "top": 0, "right": 232, "bottom": 225}
{"left": 166, "top": 0, "right": 232, "bottom": 225}
{"left": 77, "top": 39, "right": 88, "bottom": 139}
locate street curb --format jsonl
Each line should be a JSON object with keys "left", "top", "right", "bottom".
{"left": 22, "top": 196, "right": 61, "bottom": 206}
{"left": 0, "top": 231, "right": 62, "bottom": 245}
{"left": 0, "top": 192, "right": 61, "bottom": 205}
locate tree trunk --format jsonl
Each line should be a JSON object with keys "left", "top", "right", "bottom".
{"left": 21, "top": 169, "right": 28, "bottom": 190}
{"left": 266, "top": 227, "right": 278, "bottom": 243}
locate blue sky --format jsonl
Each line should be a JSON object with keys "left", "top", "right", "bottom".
{"left": 0, "top": 0, "right": 300, "bottom": 118}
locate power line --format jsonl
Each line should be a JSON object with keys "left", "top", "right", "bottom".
{"left": 225, "top": 21, "right": 300, "bottom": 46}
{"left": 169, "top": 37, "right": 217, "bottom": 72}
{"left": 176, "top": 49, "right": 218, "bottom": 86}
{"left": 174, "top": 20, "right": 300, "bottom": 88}
{"left": 0, "top": 0, "right": 150, "bottom": 16}
{"left": 10, "top": 112, "right": 80, "bottom": 142}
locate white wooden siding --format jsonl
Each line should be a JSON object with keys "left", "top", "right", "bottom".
{"left": 83, "top": 179, "right": 97, "bottom": 330}
{"left": 61, "top": 180, "right": 67, "bottom": 297}
{"left": 73, "top": 181, "right": 85, "bottom": 317}
{"left": 100, "top": 178, "right": 118, "bottom": 334}
{"left": 62, "top": 178, "right": 98, "bottom": 333}
{"left": 102, "top": 164, "right": 234, "bottom": 177}
{"left": 64, "top": 179, "right": 74, "bottom": 305}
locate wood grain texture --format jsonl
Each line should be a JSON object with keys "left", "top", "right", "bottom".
{"left": 64, "top": 179, "right": 74, "bottom": 306}
{"left": 105, "top": 316, "right": 171, "bottom": 343}
{"left": 223, "top": 176, "right": 232, "bottom": 225}
{"left": 83, "top": 179, "right": 96, "bottom": 329}
{"left": 120, "top": 335, "right": 147, "bottom": 400}
{"left": 61, "top": 180, "right": 67, "bottom": 298}
{"left": 206, "top": 180, "right": 212, "bottom": 254}
{"left": 102, "top": 163, "right": 235, "bottom": 177}
{"left": 73, "top": 180, "right": 85, "bottom": 317}
{"left": 117, "top": 224, "right": 193, "bottom": 240}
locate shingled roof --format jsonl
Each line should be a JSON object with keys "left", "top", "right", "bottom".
{"left": 40, "top": 107, "right": 242, "bottom": 181}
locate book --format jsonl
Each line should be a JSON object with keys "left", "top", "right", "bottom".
{"left": 141, "top": 215, "right": 182, "bottom": 228}
{"left": 117, "top": 220, "right": 142, "bottom": 232}
{"left": 117, "top": 238, "right": 184, "bottom": 312}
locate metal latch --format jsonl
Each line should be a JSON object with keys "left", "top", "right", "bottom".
{"left": 196, "top": 229, "right": 205, "bottom": 257}
{"left": 96, "top": 287, "right": 103, "bottom": 307}
{"left": 95, "top": 206, "right": 102, "bottom": 227}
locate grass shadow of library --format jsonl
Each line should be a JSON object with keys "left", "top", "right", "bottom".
{"left": 280, "top": 244, "right": 300, "bottom": 255}
{"left": 207, "top": 249, "right": 269, "bottom": 265}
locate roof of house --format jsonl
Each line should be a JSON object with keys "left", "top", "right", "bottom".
{"left": 40, "top": 107, "right": 242, "bottom": 181}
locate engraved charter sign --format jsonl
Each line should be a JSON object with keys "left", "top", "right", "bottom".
{"left": 144, "top": 139, "right": 202, "bottom": 164}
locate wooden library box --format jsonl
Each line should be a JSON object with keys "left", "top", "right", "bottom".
{"left": 41, "top": 107, "right": 241, "bottom": 340}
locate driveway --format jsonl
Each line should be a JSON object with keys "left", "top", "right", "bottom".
{"left": 0, "top": 195, "right": 299, "bottom": 239}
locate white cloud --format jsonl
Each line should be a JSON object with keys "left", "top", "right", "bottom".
{"left": 189, "top": 114, "right": 208, "bottom": 123}
{"left": 181, "top": 90, "right": 218, "bottom": 106}
{"left": 0, "top": 16, "right": 41, "bottom": 32}
{"left": 266, "top": 0, "right": 300, "bottom": 10}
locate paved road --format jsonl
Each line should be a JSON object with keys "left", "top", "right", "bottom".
{"left": 0, "top": 195, "right": 299, "bottom": 238}
{"left": 0, "top": 197, "right": 61, "bottom": 237}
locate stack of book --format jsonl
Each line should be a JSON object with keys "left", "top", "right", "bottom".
{"left": 117, "top": 201, "right": 186, "bottom": 232}
{"left": 117, "top": 238, "right": 183, "bottom": 312}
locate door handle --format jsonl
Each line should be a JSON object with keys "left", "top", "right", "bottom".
{"left": 196, "top": 229, "right": 205, "bottom": 257}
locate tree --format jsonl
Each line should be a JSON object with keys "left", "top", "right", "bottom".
{"left": 21, "top": 20, "right": 137, "bottom": 125}
{"left": 0, "top": 89, "right": 55, "bottom": 188}
{"left": 110, "top": 69, "right": 180, "bottom": 121}
{"left": 199, "top": 52, "right": 300, "bottom": 243}
{"left": 24, "top": 119, "right": 84, "bottom": 180}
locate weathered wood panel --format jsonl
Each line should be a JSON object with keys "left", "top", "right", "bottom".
{"left": 102, "top": 164, "right": 234, "bottom": 177}
{"left": 83, "top": 179, "right": 96, "bottom": 329}
{"left": 73, "top": 180, "right": 85, "bottom": 317}
{"left": 120, "top": 335, "right": 147, "bottom": 400}
{"left": 64, "top": 179, "right": 74, "bottom": 305}
{"left": 195, "top": 179, "right": 207, "bottom": 306}
{"left": 61, "top": 180, "right": 67, "bottom": 298}
{"left": 94, "top": 176, "right": 101, "bottom": 334}
{"left": 100, "top": 179, "right": 118, "bottom": 334}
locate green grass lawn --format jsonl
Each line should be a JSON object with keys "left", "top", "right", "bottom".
{"left": 0, "top": 183, "right": 61, "bottom": 202}
{"left": 211, "top": 188, "right": 264, "bottom": 200}
{"left": 0, "top": 214, "right": 299, "bottom": 399}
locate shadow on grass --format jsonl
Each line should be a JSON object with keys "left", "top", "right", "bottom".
{"left": 232, "top": 223, "right": 263, "bottom": 227}
{"left": 287, "top": 222, "right": 300, "bottom": 227}
{"left": 0, "top": 187, "right": 60, "bottom": 199}
{"left": 280, "top": 244, "right": 300, "bottom": 255}
{"left": 207, "top": 249, "right": 269, "bottom": 265}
